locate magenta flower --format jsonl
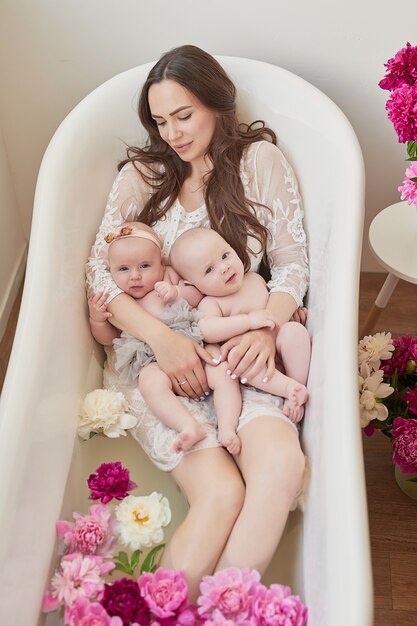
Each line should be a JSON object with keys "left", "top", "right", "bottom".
{"left": 385, "top": 83, "right": 417, "bottom": 143}
{"left": 56, "top": 503, "right": 116, "bottom": 557}
{"left": 379, "top": 42, "right": 417, "bottom": 91}
{"left": 88, "top": 462, "right": 137, "bottom": 504}
{"left": 382, "top": 336, "right": 417, "bottom": 376}
{"left": 198, "top": 567, "right": 261, "bottom": 622}
{"left": 138, "top": 568, "right": 188, "bottom": 618}
{"left": 391, "top": 417, "right": 417, "bottom": 473}
{"left": 403, "top": 387, "right": 417, "bottom": 415}
{"left": 65, "top": 596, "right": 123, "bottom": 626}
{"left": 100, "top": 578, "right": 151, "bottom": 626}
{"left": 252, "top": 583, "right": 308, "bottom": 626}
{"left": 42, "top": 554, "right": 115, "bottom": 613}
{"left": 399, "top": 161, "right": 417, "bottom": 206}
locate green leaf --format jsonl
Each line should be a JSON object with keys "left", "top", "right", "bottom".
{"left": 405, "top": 157, "right": 417, "bottom": 161}
{"left": 410, "top": 177, "right": 417, "bottom": 183}
{"left": 406, "top": 141, "right": 417, "bottom": 158}
{"left": 116, "top": 551, "right": 130, "bottom": 567}
{"left": 140, "top": 544, "right": 165, "bottom": 573}
{"left": 408, "top": 477, "right": 417, "bottom": 483}
{"left": 130, "top": 549, "right": 141, "bottom": 573}
{"left": 114, "top": 563, "right": 133, "bottom": 575}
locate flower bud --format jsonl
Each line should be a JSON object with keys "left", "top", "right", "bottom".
{"left": 406, "top": 359, "right": 416, "bottom": 375}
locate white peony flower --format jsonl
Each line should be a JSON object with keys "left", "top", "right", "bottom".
{"left": 115, "top": 493, "right": 171, "bottom": 551}
{"left": 78, "top": 389, "right": 137, "bottom": 440}
{"left": 358, "top": 332, "right": 394, "bottom": 371}
{"left": 358, "top": 363, "right": 394, "bottom": 427}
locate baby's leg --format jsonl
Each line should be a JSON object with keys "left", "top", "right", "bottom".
{"left": 276, "top": 321, "right": 311, "bottom": 421}
{"left": 138, "top": 363, "right": 206, "bottom": 452}
{"left": 244, "top": 369, "right": 308, "bottom": 424}
{"left": 205, "top": 344, "right": 242, "bottom": 455}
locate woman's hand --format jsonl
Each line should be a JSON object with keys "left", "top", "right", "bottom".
{"left": 152, "top": 328, "right": 215, "bottom": 399}
{"left": 219, "top": 327, "right": 277, "bottom": 382}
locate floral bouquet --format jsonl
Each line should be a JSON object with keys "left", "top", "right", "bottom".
{"left": 379, "top": 42, "right": 417, "bottom": 205}
{"left": 358, "top": 333, "right": 417, "bottom": 475}
{"left": 42, "top": 461, "right": 308, "bottom": 626}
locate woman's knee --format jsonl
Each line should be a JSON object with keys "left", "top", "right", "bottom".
{"left": 190, "top": 468, "right": 245, "bottom": 521}
{"left": 247, "top": 434, "right": 305, "bottom": 497}
{"left": 278, "top": 321, "right": 309, "bottom": 345}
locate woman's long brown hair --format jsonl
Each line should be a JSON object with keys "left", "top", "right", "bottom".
{"left": 119, "top": 45, "right": 277, "bottom": 270}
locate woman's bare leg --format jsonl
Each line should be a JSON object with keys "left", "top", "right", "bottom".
{"left": 215, "top": 416, "right": 305, "bottom": 574}
{"left": 160, "top": 447, "right": 245, "bottom": 601}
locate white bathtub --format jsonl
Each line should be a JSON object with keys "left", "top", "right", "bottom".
{"left": 0, "top": 56, "right": 371, "bottom": 626}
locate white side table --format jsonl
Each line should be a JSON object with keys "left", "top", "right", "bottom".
{"left": 361, "top": 201, "right": 417, "bottom": 337}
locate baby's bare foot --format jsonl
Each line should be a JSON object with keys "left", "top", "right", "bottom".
{"left": 282, "top": 383, "right": 309, "bottom": 424}
{"left": 283, "top": 400, "right": 305, "bottom": 423}
{"left": 218, "top": 429, "right": 241, "bottom": 455}
{"left": 173, "top": 422, "right": 206, "bottom": 453}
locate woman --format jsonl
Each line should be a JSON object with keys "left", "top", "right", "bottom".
{"left": 86, "top": 45, "right": 309, "bottom": 600}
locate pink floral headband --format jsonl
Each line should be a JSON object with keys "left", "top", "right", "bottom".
{"left": 104, "top": 225, "right": 161, "bottom": 250}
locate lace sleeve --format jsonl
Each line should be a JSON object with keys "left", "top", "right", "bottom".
{"left": 86, "top": 162, "right": 152, "bottom": 301}
{"left": 254, "top": 141, "right": 309, "bottom": 306}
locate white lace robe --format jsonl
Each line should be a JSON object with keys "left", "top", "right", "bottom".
{"left": 86, "top": 140, "right": 309, "bottom": 471}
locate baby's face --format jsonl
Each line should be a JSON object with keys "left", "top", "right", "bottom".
{"left": 176, "top": 231, "right": 244, "bottom": 297}
{"left": 108, "top": 237, "right": 164, "bottom": 299}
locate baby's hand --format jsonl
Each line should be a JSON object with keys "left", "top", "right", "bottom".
{"left": 88, "top": 292, "right": 112, "bottom": 323}
{"left": 247, "top": 309, "right": 276, "bottom": 330}
{"left": 155, "top": 281, "right": 179, "bottom": 303}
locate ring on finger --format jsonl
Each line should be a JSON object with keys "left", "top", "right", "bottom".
{"left": 178, "top": 380, "right": 187, "bottom": 386}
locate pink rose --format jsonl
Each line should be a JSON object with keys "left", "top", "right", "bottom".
{"left": 252, "top": 584, "right": 308, "bottom": 626}
{"left": 391, "top": 417, "right": 417, "bottom": 473}
{"left": 198, "top": 567, "right": 261, "bottom": 621}
{"left": 138, "top": 569, "right": 188, "bottom": 618}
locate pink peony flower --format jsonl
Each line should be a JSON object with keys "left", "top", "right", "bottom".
{"left": 198, "top": 567, "right": 261, "bottom": 621}
{"left": 385, "top": 83, "right": 417, "bottom": 143}
{"left": 202, "top": 608, "right": 252, "bottom": 625}
{"left": 100, "top": 577, "right": 151, "bottom": 625}
{"left": 382, "top": 336, "right": 417, "bottom": 376}
{"left": 88, "top": 462, "right": 137, "bottom": 504}
{"left": 403, "top": 386, "right": 417, "bottom": 415}
{"left": 56, "top": 503, "right": 116, "bottom": 557}
{"left": 252, "top": 583, "right": 308, "bottom": 626}
{"left": 379, "top": 42, "right": 417, "bottom": 91}
{"left": 65, "top": 596, "right": 123, "bottom": 626}
{"left": 42, "top": 553, "right": 115, "bottom": 613}
{"left": 399, "top": 161, "right": 417, "bottom": 206}
{"left": 138, "top": 568, "right": 188, "bottom": 618}
{"left": 391, "top": 417, "right": 417, "bottom": 473}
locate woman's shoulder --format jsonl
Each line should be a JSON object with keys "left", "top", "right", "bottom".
{"left": 243, "top": 140, "right": 286, "bottom": 171}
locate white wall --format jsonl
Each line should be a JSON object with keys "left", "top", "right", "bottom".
{"left": 0, "top": 0, "right": 416, "bottom": 270}
{"left": 0, "top": 129, "right": 27, "bottom": 341}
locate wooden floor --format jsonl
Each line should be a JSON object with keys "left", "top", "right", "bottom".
{"left": 359, "top": 273, "right": 417, "bottom": 625}
{"left": 1, "top": 272, "right": 416, "bottom": 624}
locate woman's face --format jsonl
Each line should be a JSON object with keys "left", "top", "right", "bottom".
{"left": 148, "top": 79, "right": 217, "bottom": 169}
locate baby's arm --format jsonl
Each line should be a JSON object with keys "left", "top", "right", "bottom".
{"left": 88, "top": 292, "right": 120, "bottom": 346}
{"left": 198, "top": 297, "right": 276, "bottom": 344}
{"left": 155, "top": 266, "right": 203, "bottom": 308}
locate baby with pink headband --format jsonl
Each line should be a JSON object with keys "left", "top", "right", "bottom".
{"left": 88, "top": 221, "right": 242, "bottom": 454}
